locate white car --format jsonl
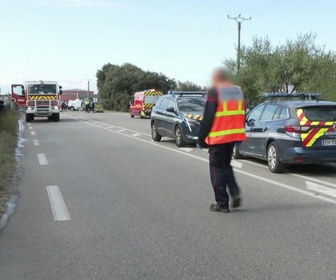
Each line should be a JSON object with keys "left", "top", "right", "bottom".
{"left": 68, "top": 99, "right": 84, "bottom": 111}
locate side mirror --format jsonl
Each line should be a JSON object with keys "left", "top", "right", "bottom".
{"left": 59, "top": 86, "right": 63, "bottom": 95}
{"left": 246, "top": 119, "right": 255, "bottom": 126}
{"left": 166, "top": 107, "right": 175, "bottom": 113}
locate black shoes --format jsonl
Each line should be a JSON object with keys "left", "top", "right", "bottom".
{"left": 232, "top": 197, "right": 241, "bottom": 209}
{"left": 210, "top": 204, "right": 230, "bottom": 213}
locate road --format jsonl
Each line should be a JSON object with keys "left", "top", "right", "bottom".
{"left": 1, "top": 111, "right": 336, "bottom": 280}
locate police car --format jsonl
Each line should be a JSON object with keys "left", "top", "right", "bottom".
{"left": 234, "top": 93, "right": 336, "bottom": 173}
{"left": 150, "top": 91, "right": 206, "bottom": 147}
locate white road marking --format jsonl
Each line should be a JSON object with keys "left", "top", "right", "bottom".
{"left": 46, "top": 186, "right": 71, "bottom": 221}
{"left": 179, "top": 147, "right": 193, "bottom": 153}
{"left": 77, "top": 119, "right": 336, "bottom": 204}
{"left": 37, "top": 153, "right": 48, "bottom": 165}
{"left": 31, "top": 131, "right": 36, "bottom": 136}
{"left": 117, "top": 129, "right": 125, "bottom": 133}
{"left": 132, "top": 133, "right": 140, "bottom": 137}
{"left": 294, "top": 174, "right": 336, "bottom": 189}
{"left": 306, "top": 181, "right": 336, "bottom": 199}
{"left": 29, "top": 126, "right": 32, "bottom": 129}
{"left": 28, "top": 123, "right": 31, "bottom": 126}
{"left": 33, "top": 140, "right": 40, "bottom": 146}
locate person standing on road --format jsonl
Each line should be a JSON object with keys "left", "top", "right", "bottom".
{"left": 90, "top": 99, "right": 95, "bottom": 113}
{"left": 85, "top": 99, "right": 90, "bottom": 113}
{"left": 198, "top": 68, "right": 246, "bottom": 213}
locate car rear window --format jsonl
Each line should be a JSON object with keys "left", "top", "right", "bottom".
{"left": 301, "top": 106, "right": 336, "bottom": 121}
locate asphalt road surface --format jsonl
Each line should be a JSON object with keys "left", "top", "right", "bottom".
{"left": 1, "top": 111, "right": 336, "bottom": 280}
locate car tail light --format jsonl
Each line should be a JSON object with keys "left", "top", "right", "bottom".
{"left": 285, "top": 126, "right": 310, "bottom": 133}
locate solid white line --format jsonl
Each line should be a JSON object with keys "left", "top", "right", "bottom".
{"left": 117, "top": 129, "right": 125, "bottom": 133}
{"left": 79, "top": 120, "right": 336, "bottom": 204}
{"left": 131, "top": 133, "right": 140, "bottom": 137}
{"left": 46, "top": 186, "right": 71, "bottom": 221}
{"left": 37, "top": 153, "right": 48, "bottom": 165}
{"left": 33, "top": 140, "right": 40, "bottom": 146}
{"left": 306, "top": 181, "right": 336, "bottom": 199}
{"left": 31, "top": 131, "right": 36, "bottom": 136}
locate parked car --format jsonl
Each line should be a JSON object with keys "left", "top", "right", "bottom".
{"left": 151, "top": 91, "right": 206, "bottom": 147}
{"left": 234, "top": 93, "right": 336, "bottom": 173}
{"left": 67, "top": 99, "right": 84, "bottom": 111}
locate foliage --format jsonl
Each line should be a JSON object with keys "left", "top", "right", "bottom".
{"left": 177, "top": 81, "right": 204, "bottom": 91}
{"left": 224, "top": 33, "right": 336, "bottom": 105}
{"left": 97, "top": 63, "right": 176, "bottom": 111}
{"left": 0, "top": 110, "right": 18, "bottom": 193}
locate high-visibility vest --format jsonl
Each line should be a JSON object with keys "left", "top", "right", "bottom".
{"left": 205, "top": 84, "right": 247, "bottom": 145}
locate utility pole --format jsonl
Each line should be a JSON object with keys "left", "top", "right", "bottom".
{"left": 228, "top": 14, "right": 251, "bottom": 71}
{"left": 87, "top": 80, "right": 90, "bottom": 100}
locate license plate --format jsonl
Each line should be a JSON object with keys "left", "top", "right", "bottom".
{"left": 322, "top": 139, "right": 336, "bottom": 146}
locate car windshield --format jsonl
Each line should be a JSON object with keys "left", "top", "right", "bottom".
{"left": 301, "top": 106, "right": 336, "bottom": 121}
{"left": 28, "top": 84, "right": 57, "bottom": 94}
{"left": 145, "top": 95, "right": 160, "bottom": 104}
{"left": 177, "top": 97, "right": 206, "bottom": 113}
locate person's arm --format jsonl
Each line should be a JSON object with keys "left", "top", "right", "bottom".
{"left": 198, "top": 88, "right": 218, "bottom": 147}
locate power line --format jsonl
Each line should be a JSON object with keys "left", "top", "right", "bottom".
{"left": 228, "top": 14, "right": 251, "bottom": 71}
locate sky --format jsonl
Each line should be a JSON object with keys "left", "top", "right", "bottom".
{"left": 1, "top": 0, "right": 336, "bottom": 94}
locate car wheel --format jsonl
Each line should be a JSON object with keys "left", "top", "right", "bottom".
{"left": 70, "top": 107, "right": 74, "bottom": 111}
{"left": 267, "top": 142, "right": 285, "bottom": 173}
{"left": 53, "top": 113, "right": 60, "bottom": 122}
{"left": 175, "top": 126, "right": 186, "bottom": 147}
{"left": 151, "top": 122, "right": 161, "bottom": 142}
{"left": 233, "top": 144, "right": 244, "bottom": 159}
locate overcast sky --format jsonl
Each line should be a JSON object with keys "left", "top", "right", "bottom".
{"left": 1, "top": 0, "right": 335, "bottom": 94}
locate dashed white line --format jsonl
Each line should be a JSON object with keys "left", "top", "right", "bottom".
{"left": 37, "top": 153, "right": 48, "bottom": 165}
{"left": 179, "top": 147, "right": 193, "bottom": 153}
{"left": 33, "top": 140, "right": 40, "bottom": 146}
{"left": 46, "top": 186, "right": 71, "bottom": 221}
{"left": 306, "top": 181, "right": 336, "bottom": 199}
{"left": 31, "top": 131, "right": 36, "bottom": 136}
{"left": 132, "top": 133, "right": 140, "bottom": 137}
{"left": 29, "top": 127, "right": 32, "bottom": 130}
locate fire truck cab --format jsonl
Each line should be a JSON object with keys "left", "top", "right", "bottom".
{"left": 11, "top": 80, "right": 62, "bottom": 122}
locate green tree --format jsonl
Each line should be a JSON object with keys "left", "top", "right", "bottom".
{"left": 224, "top": 33, "right": 336, "bottom": 105}
{"left": 97, "top": 63, "right": 176, "bottom": 111}
{"left": 177, "top": 81, "right": 204, "bottom": 91}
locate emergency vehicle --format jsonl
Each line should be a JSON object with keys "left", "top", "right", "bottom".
{"left": 11, "top": 80, "right": 62, "bottom": 122}
{"left": 130, "top": 89, "right": 163, "bottom": 118}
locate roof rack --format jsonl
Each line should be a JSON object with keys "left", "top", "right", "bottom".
{"left": 168, "top": 91, "right": 206, "bottom": 97}
{"left": 263, "top": 93, "right": 322, "bottom": 101}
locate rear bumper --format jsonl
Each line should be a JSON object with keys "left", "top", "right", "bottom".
{"left": 280, "top": 146, "right": 336, "bottom": 164}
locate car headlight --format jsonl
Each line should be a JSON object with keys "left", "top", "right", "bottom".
{"left": 185, "top": 117, "right": 200, "bottom": 124}
{"left": 27, "top": 106, "right": 33, "bottom": 110}
{"left": 53, "top": 106, "right": 59, "bottom": 110}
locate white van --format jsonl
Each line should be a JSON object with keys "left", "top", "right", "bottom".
{"left": 68, "top": 99, "right": 84, "bottom": 111}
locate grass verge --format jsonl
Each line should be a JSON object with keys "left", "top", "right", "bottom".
{"left": 0, "top": 110, "right": 18, "bottom": 215}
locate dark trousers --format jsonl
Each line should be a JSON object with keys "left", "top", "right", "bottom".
{"left": 209, "top": 143, "right": 240, "bottom": 208}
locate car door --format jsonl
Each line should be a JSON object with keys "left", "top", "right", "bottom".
{"left": 164, "top": 98, "right": 178, "bottom": 138}
{"left": 253, "top": 104, "right": 279, "bottom": 156}
{"left": 241, "top": 105, "right": 266, "bottom": 155}
{"left": 155, "top": 97, "right": 169, "bottom": 136}
{"left": 11, "top": 84, "right": 26, "bottom": 107}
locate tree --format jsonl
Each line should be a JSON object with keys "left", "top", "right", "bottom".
{"left": 224, "top": 33, "right": 336, "bottom": 105}
{"left": 176, "top": 81, "right": 204, "bottom": 91}
{"left": 97, "top": 63, "right": 176, "bottom": 111}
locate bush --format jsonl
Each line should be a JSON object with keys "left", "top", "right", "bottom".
{"left": 0, "top": 110, "right": 18, "bottom": 192}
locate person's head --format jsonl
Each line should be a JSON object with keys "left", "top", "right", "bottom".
{"left": 212, "top": 67, "right": 229, "bottom": 86}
